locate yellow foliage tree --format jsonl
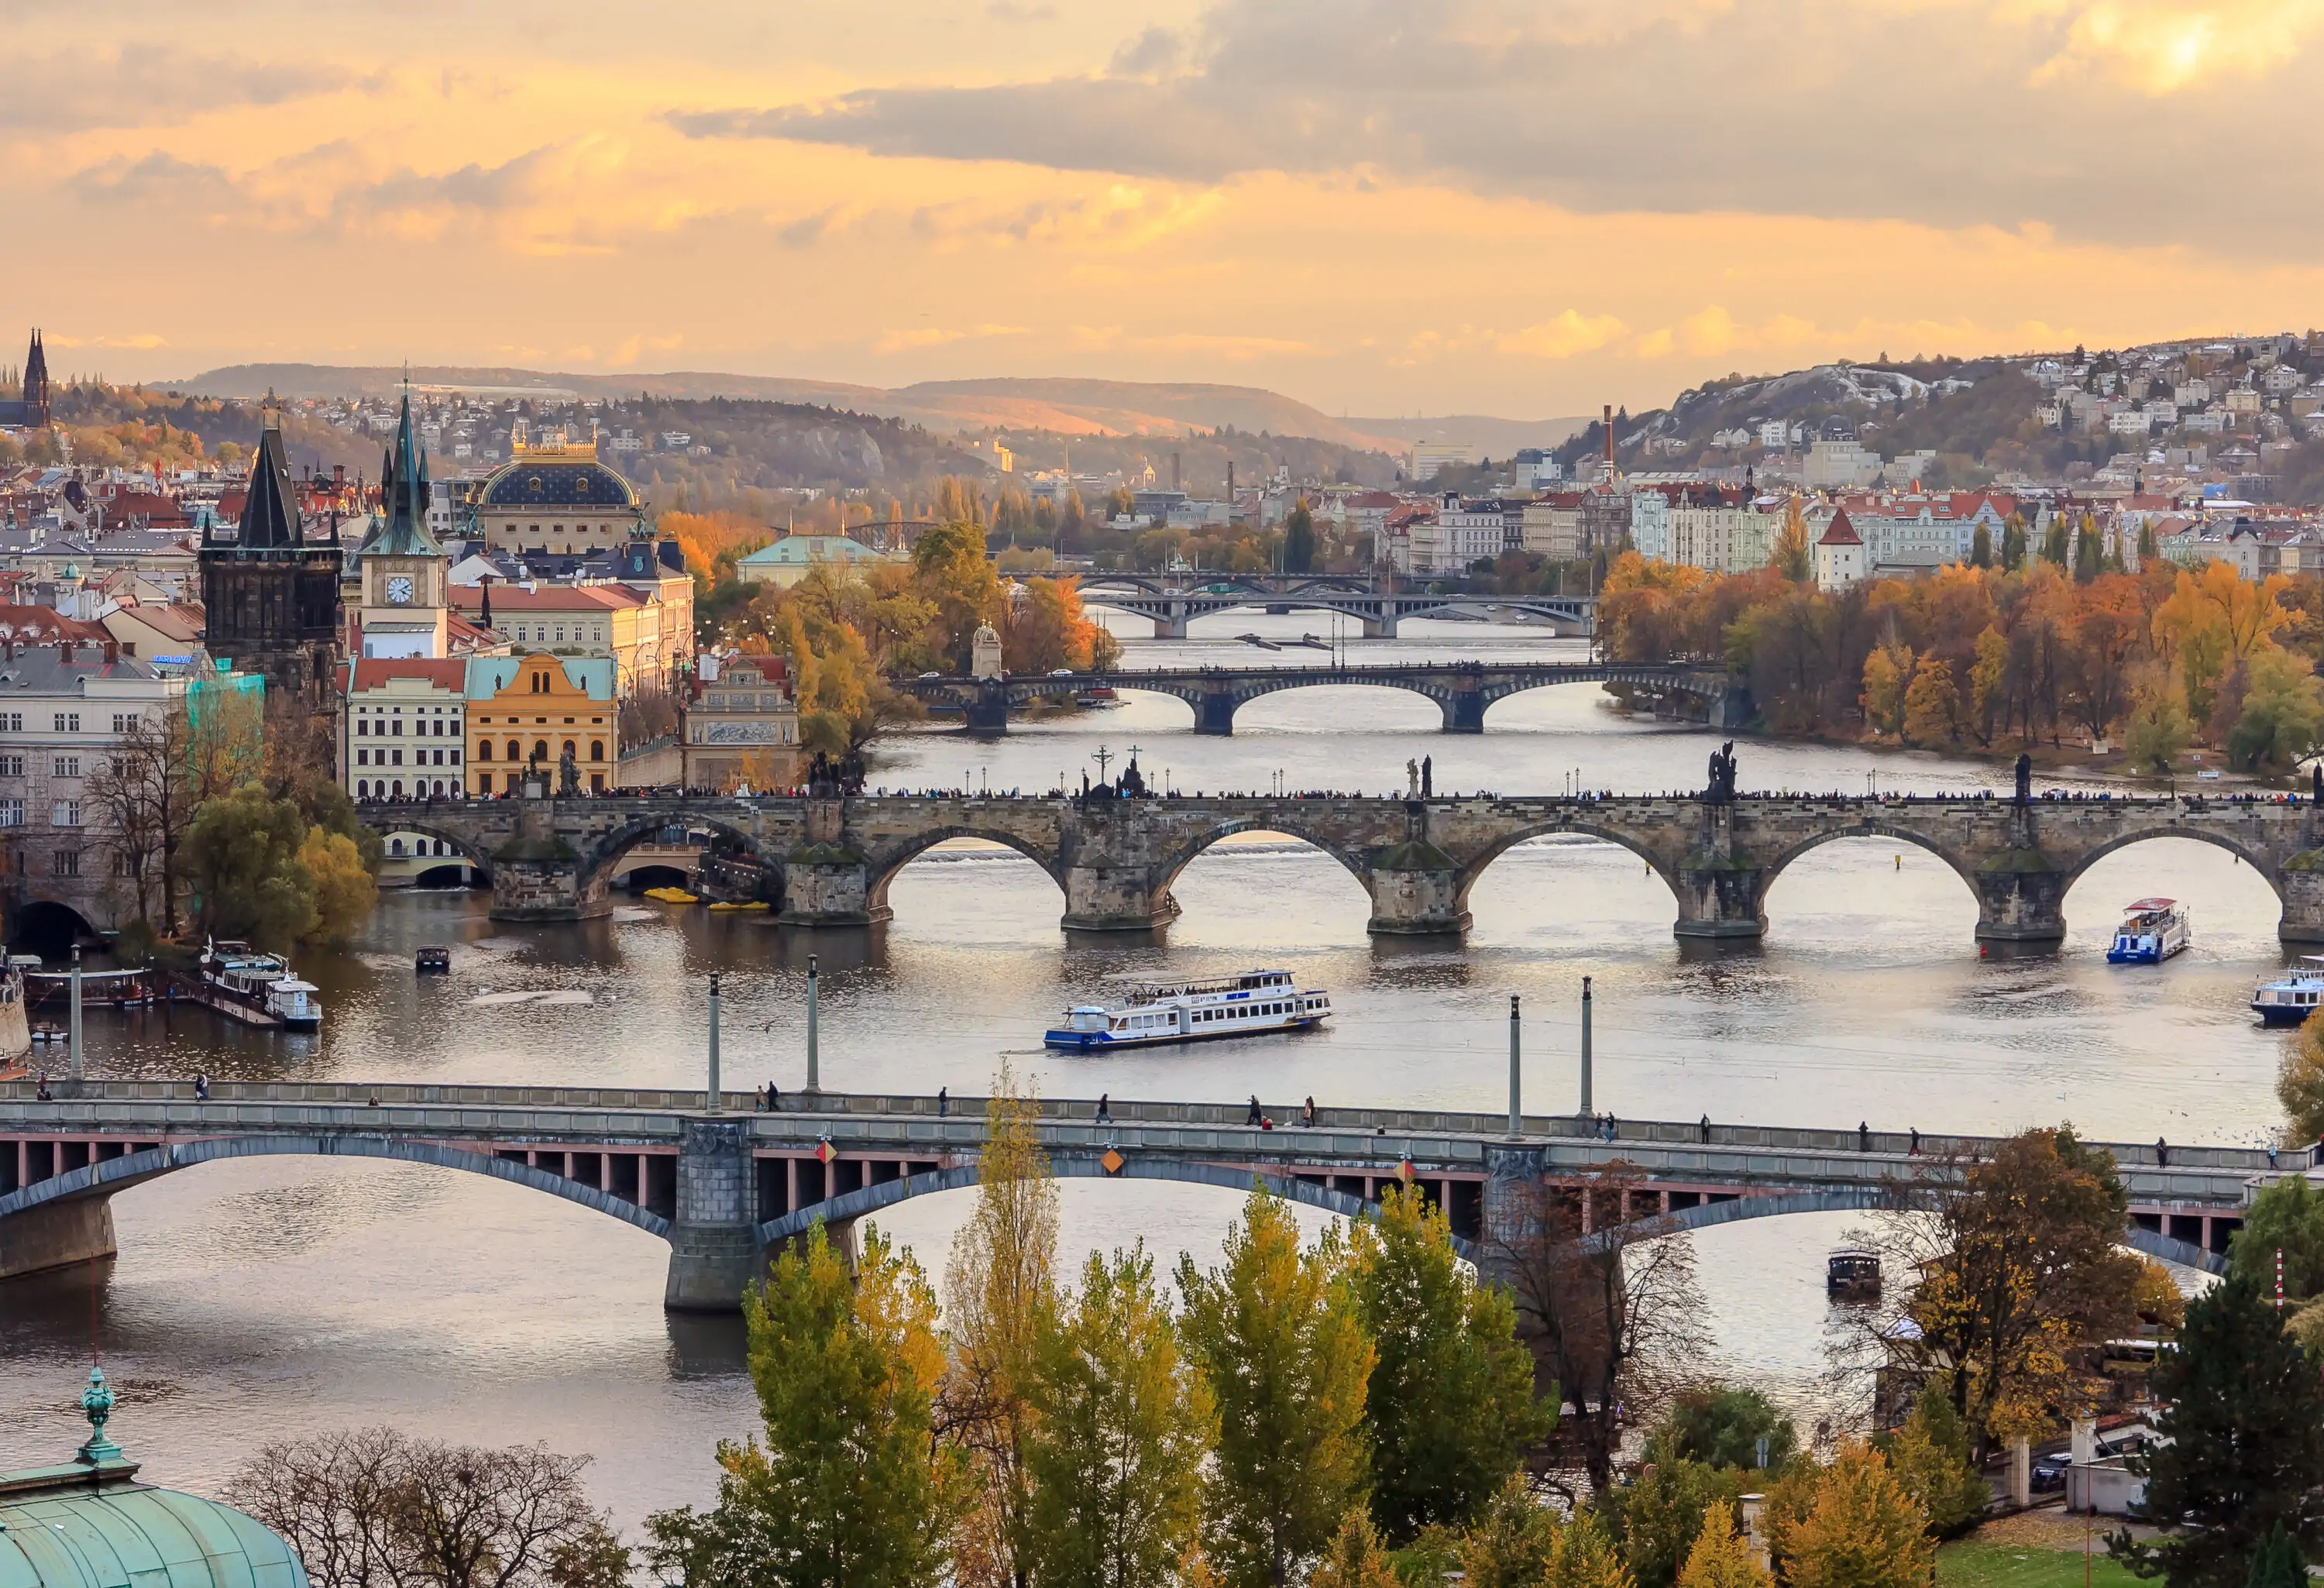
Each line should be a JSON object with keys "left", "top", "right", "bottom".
{"left": 1901, "top": 655, "right": 1960, "bottom": 747}
{"left": 1783, "top": 1444, "right": 1933, "bottom": 1588}
{"left": 1545, "top": 1513, "right": 1636, "bottom": 1588}
{"left": 1859, "top": 644, "right": 1913, "bottom": 738}
{"left": 297, "top": 826, "right": 376, "bottom": 946}
{"left": 1770, "top": 497, "right": 1812, "bottom": 582}
{"left": 2278, "top": 1009, "right": 2324, "bottom": 1147}
{"left": 1674, "top": 1507, "right": 1769, "bottom": 1588}
{"left": 1310, "top": 1511, "right": 1401, "bottom": 1588}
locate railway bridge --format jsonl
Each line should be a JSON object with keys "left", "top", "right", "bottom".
{"left": 349, "top": 788, "right": 2324, "bottom": 942}
{"left": 1072, "top": 574, "right": 1595, "bottom": 640}
{"left": 0, "top": 1081, "right": 2262, "bottom": 1309}
{"left": 896, "top": 661, "right": 1744, "bottom": 736}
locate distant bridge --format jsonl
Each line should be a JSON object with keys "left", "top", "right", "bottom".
{"left": 335, "top": 789, "right": 2324, "bottom": 946}
{"left": 1074, "top": 573, "right": 1595, "bottom": 639}
{"left": 0, "top": 1081, "right": 2255, "bottom": 1308}
{"left": 895, "top": 660, "right": 1743, "bottom": 735}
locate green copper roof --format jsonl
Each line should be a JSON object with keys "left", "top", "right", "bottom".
{"left": 0, "top": 1372, "right": 306, "bottom": 1588}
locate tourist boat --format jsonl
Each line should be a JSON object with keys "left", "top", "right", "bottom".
{"left": 195, "top": 940, "right": 322, "bottom": 1030}
{"left": 2253, "top": 957, "right": 2324, "bottom": 1026}
{"left": 1044, "top": 970, "right": 1330, "bottom": 1050}
{"left": 23, "top": 967, "right": 159, "bottom": 1008}
{"left": 644, "top": 886, "right": 699, "bottom": 904}
{"left": 2107, "top": 899, "right": 2190, "bottom": 965}
{"left": 1827, "top": 1247, "right": 1882, "bottom": 1302}
{"left": 414, "top": 946, "right": 452, "bottom": 975}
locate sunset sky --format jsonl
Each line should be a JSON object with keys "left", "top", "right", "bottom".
{"left": 7, "top": 0, "right": 2323, "bottom": 418}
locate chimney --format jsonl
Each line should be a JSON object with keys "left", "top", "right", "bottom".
{"left": 1603, "top": 404, "right": 1614, "bottom": 469}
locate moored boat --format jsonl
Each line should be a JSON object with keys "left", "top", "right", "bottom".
{"left": 23, "top": 966, "right": 160, "bottom": 1008}
{"left": 2107, "top": 898, "right": 2190, "bottom": 964}
{"left": 2254, "top": 957, "right": 2324, "bottom": 1026}
{"left": 195, "top": 940, "right": 322, "bottom": 1030}
{"left": 1045, "top": 969, "right": 1329, "bottom": 1051}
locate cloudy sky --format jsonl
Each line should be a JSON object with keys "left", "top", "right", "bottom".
{"left": 5, "top": 0, "right": 2322, "bottom": 416}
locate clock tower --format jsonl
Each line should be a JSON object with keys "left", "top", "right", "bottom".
{"left": 355, "top": 389, "right": 449, "bottom": 658}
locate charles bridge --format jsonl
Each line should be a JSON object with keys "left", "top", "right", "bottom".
{"left": 349, "top": 786, "right": 2324, "bottom": 942}
{"left": 895, "top": 660, "right": 1742, "bottom": 735}
{"left": 0, "top": 1080, "right": 2265, "bottom": 1308}
{"left": 1071, "top": 572, "right": 1596, "bottom": 639}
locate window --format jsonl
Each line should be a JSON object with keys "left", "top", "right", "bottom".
{"left": 506, "top": 738, "right": 521, "bottom": 761}
{"left": 449, "top": 749, "right": 460, "bottom": 765}
{"left": 0, "top": 713, "right": 18, "bottom": 732}
{"left": 356, "top": 748, "right": 370, "bottom": 766}
{"left": 356, "top": 780, "right": 370, "bottom": 799}
{"left": 391, "top": 838, "right": 405, "bottom": 856}
{"left": 477, "top": 741, "right": 492, "bottom": 761}
{"left": 533, "top": 740, "right": 548, "bottom": 761}
{"left": 478, "top": 772, "right": 493, "bottom": 792}
{"left": 562, "top": 740, "right": 576, "bottom": 761}
{"left": 53, "top": 800, "right": 81, "bottom": 827}
{"left": 53, "top": 712, "right": 79, "bottom": 732}
{"left": 0, "top": 754, "right": 19, "bottom": 778}
{"left": 0, "top": 799, "right": 21, "bottom": 827}
{"left": 589, "top": 739, "right": 603, "bottom": 761}
{"left": 53, "top": 757, "right": 79, "bottom": 779}
{"left": 53, "top": 849, "right": 80, "bottom": 877}
{"left": 391, "top": 749, "right": 403, "bottom": 766}
{"left": 590, "top": 772, "right": 604, "bottom": 793}
{"left": 357, "top": 717, "right": 370, "bottom": 736}
{"left": 392, "top": 718, "right": 404, "bottom": 736}
{"left": 112, "top": 714, "right": 133, "bottom": 734}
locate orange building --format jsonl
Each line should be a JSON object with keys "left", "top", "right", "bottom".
{"left": 463, "top": 652, "right": 618, "bottom": 796}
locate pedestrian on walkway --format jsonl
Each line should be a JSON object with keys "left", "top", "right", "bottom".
{"left": 937, "top": 1086, "right": 948, "bottom": 1118}
{"left": 1858, "top": 1120, "right": 1871, "bottom": 1153}
{"left": 2155, "top": 1136, "right": 2168, "bottom": 1167}
{"left": 1246, "top": 1094, "right": 1263, "bottom": 1126}
{"left": 1909, "top": 1127, "right": 1920, "bottom": 1156}
{"left": 193, "top": 1072, "right": 209, "bottom": 1102}
{"left": 1301, "top": 1096, "right": 1318, "bottom": 1127}
{"left": 1700, "top": 1113, "right": 1711, "bottom": 1144}
{"left": 1096, "top": 1091, "right": 1112, "bottom": 1125}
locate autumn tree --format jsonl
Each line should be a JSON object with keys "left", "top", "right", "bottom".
{"left": 1770, "top": 498, "right": 1811, "bottom": 583}
{"left": 1611, "top": 1460, "right": 1742, "bottom": 1588}
{"left": 1864, "top": 1128, "right": 2145, "bottom": 1458}
{"left": 2114, "top": 1272, "right": 2324, "bottom": 1588}
{"left": 1176, "top": 1187, "right": 1373, "bottom": 1588}
{"left": 1284, "top": 499, "right": 1317, "bottom": 574}
{"left": 1490, "top": 1163, "right": 1710, "bottom": 1498}
{"left": 2278, "top": 1012, "right": 2324, "bottom": 1148}
{"left": 1783, "top": 1443, "right": 1932, "bottom": 1588}
{"left": 945, "top": 1065, "right": 1059, "bottom": 1588}
{"left": 1458, "top": 1474, "right": 1562, "bottom": 1588}
{"left": 229, "top": 1427, "right": 627, "bottom": 1588}
{"left": 1675, "top": 1507, "right": 1769, "bottom": 1588}
{"left": 1020, "top": 1242, "right": 1213, "bottom": 1588}
{"left": 1901, "top": 655, "right": 1959, "bottom": 746}
{"left": 2229, "top": 1172, "right": 2324, "bottom": 1302}
{"left": 1307, "top": 1512, "right": 1399, "bottom": 1588}
{"left": 1879, "top": 1389, "right": 1990, "bottom": 1538}
{"left": 645, "top": 1222, "right": 960, "bottom": 1588}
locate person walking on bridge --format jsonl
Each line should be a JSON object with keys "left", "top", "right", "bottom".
{"left": 1246, "top": 1094, "right": 1263, "bottom": 1126}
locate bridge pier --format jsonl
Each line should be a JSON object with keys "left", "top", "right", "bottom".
{"left": 1061, "top": 866, "right": 1181, "bottom": 931}
{"left": 1673, "top": 804, "right": 1765, "bottom": 939}
{"left": 2279, "top": 858, "right": 2324, "bottom": 942}
{"left": 1194, "top": 693, "right": 1239, "bottom": 736}
{"left": 964, "top": 681, "right": 1012, "bottom": 737}
{"left": 1971, "top": 859, "right": 2068, "bottom": 944}
{"left": 489, "top": 853, "right": 610, "bottom": 921}
{"left": 0, "top": 1193, "right": 115, "bottom": 1281}
{"left": 1367, "top": 843, "right": 1470, "bottom": 934}
{"left": 665, "top": 1119, "right": 767, "bottom": 1312}
{"left": 1440, "top": 689, "right": 1487, "bottom": 734}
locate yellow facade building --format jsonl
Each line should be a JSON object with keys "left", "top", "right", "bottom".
{"left": 463, "top": 652, "right": 619, "bottom": 796}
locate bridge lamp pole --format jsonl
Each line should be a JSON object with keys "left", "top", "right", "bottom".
{"left": 706, "top": 971, "right": 721, "bottom": 1113}
{"left": 1508, "top": 994, "right": 1522, "bottom": 1137}
{"left": 806, "top": 954, "right": 821, "bottom": 1093}
{"left": 1578, "top": 974, "right": 1593, "bottom": 1119}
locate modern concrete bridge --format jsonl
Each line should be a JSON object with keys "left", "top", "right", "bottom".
{"left": 896, "top": 661, "right": 1741, "bottom": 736}
{"left": 0, "top": 1081, "right": 2261, "bottom": 1308}
{"left": 349, "top": 788, "right": 2324, "bottom": 940}
{"left": 1074, "top": 573, "right": 1596, "bottom": 640}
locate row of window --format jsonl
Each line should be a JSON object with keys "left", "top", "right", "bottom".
{"left": 476, "top": 739, "right": 604, "bottom": 761}
{"left": 355, "top": 747, "right": 462, "bottom": 767}
{"left": 355, "top": 716, "right": 460, "bottom": 737}
{"left": 356, "top": 779, "right": 463, "bottom": 800}
{"left": 475, "top": 771, "right": 607, "bottom": 793}
{"left": 0, "top": 713, "right": 139, "bottom": 733}
{"left": 0, "top": 800, "right": 80, "bottom": 827}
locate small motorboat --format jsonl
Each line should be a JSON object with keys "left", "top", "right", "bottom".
{"left": 1827, "top": 1247, "right": 1882, "bottom": 1301}
{"left": 2108, "top": 898, "right": 2190, "bottom": 964}
{"left": 706, "top": 900, "right": 769, "bottom": 913}
{"left": 2254, "top": 957, "right": 2324, "bottom": 1026}
{"left": 414, "top": 947, "right": 453, "bottom": 975}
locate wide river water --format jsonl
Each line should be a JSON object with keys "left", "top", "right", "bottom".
{"left": 0, "top": 616, "right": 2288, "bottom": 1523}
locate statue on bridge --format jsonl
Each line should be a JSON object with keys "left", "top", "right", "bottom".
{"left": 557, "top": 742, "right": 581, "bottom": 797}
{"left": 806, "top": 751, "right": 866, "bottom": 799}
{"left": 1705, "top": 741, "right": 1738, "bottom": 803}
{"left": 1422, "top": 755, "right": 1432, "bottom": 798}
{"left": 2014, "top": 751, "right": 2033, "bottom": 805}
{"left": 1406, "top": 758, "right": 1421, "bottom": 799}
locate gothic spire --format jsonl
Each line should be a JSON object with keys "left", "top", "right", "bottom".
{"left": 235, "top": 407, "right": 301, "bottom": 551}
{"left": 366, "top": 386, "right": 444, "bottom": 558}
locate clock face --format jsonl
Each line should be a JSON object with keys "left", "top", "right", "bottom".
{"left": 386, "top": 575, "right": 414, "bottom": 606}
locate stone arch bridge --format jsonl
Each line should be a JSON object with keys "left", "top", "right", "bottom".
{"left": 896, "top": 661, "right": 1743, "bottom": 736}
{"left": 1, "top": 1081, "right": 2254, "bottom": 1308}
{"left": 1073, "top": 573, "right": 1595, "bottom": 640}
{"left": 355, "top": 789, "right": 2324, "bottom": 940}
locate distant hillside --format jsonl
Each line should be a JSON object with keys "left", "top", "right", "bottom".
{"left": 1344, "top": 413, "right": 1593, "bottom": 459}
{"left": 177, "top": 364, "right": 1412, "bottom": 452}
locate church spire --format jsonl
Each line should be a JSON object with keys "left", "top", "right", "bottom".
{"left": 367, "top": 383, "right": 443, "bottom": 558}
{"left": 235, "top": 405, "right": 301, "bottom": 551}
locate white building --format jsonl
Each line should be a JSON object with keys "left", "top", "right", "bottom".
{"left": 342, "top": 657, "right": 468, "bottom": 803}
{"left": 1411, "top": 443, "right": 1476, "bottom": 482}
{"left": 1803, "top": 439, "right": 1882, "bottom": 489}
{"left": 1814, "top": 509, "right": 1866, "bottom": 591}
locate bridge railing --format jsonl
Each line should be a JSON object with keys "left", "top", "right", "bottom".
{"left": 0, "top": 1080, "right": 2286, "bottom": 1174}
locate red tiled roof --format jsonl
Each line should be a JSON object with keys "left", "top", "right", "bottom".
{"left": 0, "top": 605, "right": 110, "bottom": 644}
{"left": 1818, "top": 509, "right": 1863, "bottom": 546}
{"left": 347, "top": 657, "right": 469, "bottom": 692}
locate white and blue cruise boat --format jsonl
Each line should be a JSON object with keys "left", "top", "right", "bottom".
{"left": 1045, "top": 970, "right": 1330, "bottom": 1051}
{"left": 2254, "top": 957, "right": 2324, "bottom": 1026}
{"left": 2107, "top": 898, "right": 2190, "bottom": 965}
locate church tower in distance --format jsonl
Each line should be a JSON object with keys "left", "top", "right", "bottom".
{"left": 199, "top": 404, "right": 345, "bottom": 724}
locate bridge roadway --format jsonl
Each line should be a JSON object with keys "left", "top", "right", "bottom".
{"left": 1071, "top": 573, "right": 1595, "bottom": 640}
{"left": 348, "top": 788, "right": 2324, "bottom": 940}
{"left": 895, "top": 660, "right": 1742, "bottom": 736}
{"left": 0, "top": 1081, "right": 2261, "bottom": 1308}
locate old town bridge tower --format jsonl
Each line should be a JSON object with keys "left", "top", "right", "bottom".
{"left": 199, "top": 410, "right": 344, "bottom": 724}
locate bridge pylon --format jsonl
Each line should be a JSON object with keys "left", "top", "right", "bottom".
{"left": 664, "top": 1118, "right": 768, "bottom": 1311}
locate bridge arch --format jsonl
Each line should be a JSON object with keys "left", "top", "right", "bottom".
{"left": 579, "top": 813, "right": 768, "bottom": 890}
{"left": 2058, "top": 825, "right": 2287, "bottom": 905}
{"left": 1452, "top": 818, "right": 1686, "bottom": 916}
{"left": 1151, "top": 817, "right": 1375, "bottom": 901}
{"left": 0, "top": 1136, "right": 674, "bottom": 1240}
{"left": 758, "top": 1155, "right": 1476, "bottom": 1260}
{"left": 352, "top": 812, "right": 497, "bottom": 878}
{"left": 864, "top": 827, "right": 1067, "bottom": 916}
{"left": 1755, "top": 823, "right": 1988, "bottom": 917}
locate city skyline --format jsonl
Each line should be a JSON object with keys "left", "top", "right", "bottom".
{"left": 5, "top": 0, "right": 2324, "bottom": 416}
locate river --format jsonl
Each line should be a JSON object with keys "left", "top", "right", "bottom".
{"left": 0, "top": 614, "right": 2285, "bottom": 1523}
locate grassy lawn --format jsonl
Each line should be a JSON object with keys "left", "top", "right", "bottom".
{"left": 1936, "top": 1538, "right": 2144, "bottom": 1588}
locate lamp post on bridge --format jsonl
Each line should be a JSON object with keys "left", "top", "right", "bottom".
{"left": 705, "top": 972, "right": 721, "bottom": 1113}
{"left": 1578, "top": 974, "right": 1593, "bottom": 1119}
{"left": 1508, "top": 994, "right": 1521, "bottom": 1138}
{"left": 806, "top": 954, "right": 820, "bottom": 1094}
